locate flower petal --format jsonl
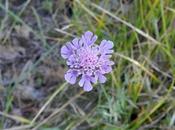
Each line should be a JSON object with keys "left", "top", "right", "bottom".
{"left": 65, "top": 70, "right": 78, "bottom": 84}
{"left": 83, "top": 80, "right": 93, "bottom": 92}
{"left": 98, "top": 73, "right": 107, "bottom": 83}
{"left": 72, "top": 38, "right": 81, "bottom": 49}
{"left": 79, "top": 75, "right": 96, "bottom": 89}
{"left": 82, "top": 31, "right": 97, "bottom": 46}
{"left": 67, "top": 55, "right": 76, "bottom": 66}
{"left": 101, "top": 65, "right": 112, "bottom": 74}
{"left": 61, "top": 42, "right": 73, "bottom": 59}
{"left": 99, "top": 40, "right": 114, "bottom": 54}
{"left": 91, "top": 77, "right": 97, "bottom": 84}
{"left": 100, "top": 40, "right": 114, "bottom": 49}
{"left": 106, "top": 60, "right": 115, "bottom": 65}
{"left": 79, "top": 75, "right": 85, "bottom": 87}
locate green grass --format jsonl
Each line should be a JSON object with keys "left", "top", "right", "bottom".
{"left": 0, "top": 0, "right": 175, "bottom": 130}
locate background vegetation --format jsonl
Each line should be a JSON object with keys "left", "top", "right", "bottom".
{"left": 0, "top": 0, "right": 175, "bottom": 130}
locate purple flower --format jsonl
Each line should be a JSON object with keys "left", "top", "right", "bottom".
{"left": 61, "top": 31, "right": 114, "bottom": 92}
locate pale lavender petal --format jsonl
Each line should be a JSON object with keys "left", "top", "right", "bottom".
{"left": 91, "top": 35, "right": 98, "bottom": 45}
{"left": 79, "top": 75, "right": 96, "bottom": 89}
{"left": 101, "top": 65, "right": 112, "bottom": 74}
{"left": 65, "top": 70, "right": 78, "bottom": 84}
{"left": 106, "top": 41, "right": 114, "bottom": 48}
{"left": 61, "top": 42, "right": 73, "bottom": 59}
{"left": 79, "top": 38, "right": 84, "bottom": 47}
{"left": 98, "top": 73, "right": 107, "bottom": 83}
{"left": 100, "top": 54, "right": 112, "bottom": 60}
{"left": 106, "top": 60, "right": 115, "bottom": 65}
{"left": 61, "top": 46, "right": 70, "bottom": 59}
{"left": 82, "top": 31, "right": 97, "bottom": 46}
{"left": 100, "top": 40, "right": 114, "bottom": 49}
{"left": 67, "top": 55, "right": 76, "bottom": 66}
{"left": 72, "top": 38, "right": 80, "bottom": 49}
{"left": 105, "top": 50, "right": 114, "bottom": 54}
{"left": 101, "top": 55, "right": 112, "bottom": 59}
{"left": 99, "top": 40, "right": 114, "bottom": 54}
{"left": 79, "top": 75, "right": 85, "bottom": 87}
{"left": 83, "top": 80, "right": 93, "bottom": 91}
{"left": 84, "top": 31, "right": 93, "bottom": 42}
{"left": 90, "top": 76, "right": 97, "bottom": 84}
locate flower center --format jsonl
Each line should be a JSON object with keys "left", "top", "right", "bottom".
{"left": 71, "top": 46, "right": 101, "bottom": 75}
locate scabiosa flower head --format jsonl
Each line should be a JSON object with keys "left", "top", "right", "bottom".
{"left": 61, "top": 31, "right": 114, "bottom": 92}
